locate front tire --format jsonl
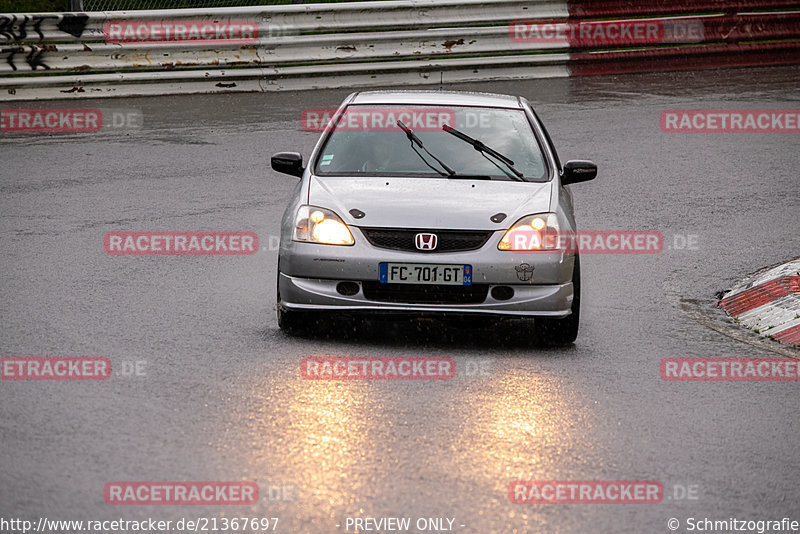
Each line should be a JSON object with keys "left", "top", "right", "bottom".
{"left": 534, "top": 255, "right": 581, "bottom": 346}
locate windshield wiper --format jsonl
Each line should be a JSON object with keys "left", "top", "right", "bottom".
{"left": 396, "top": 120, "right": 456, "bottom": 177}
{"left": 442, "top": 124, "right": 525, "bottom": 181}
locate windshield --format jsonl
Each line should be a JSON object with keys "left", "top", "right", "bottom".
{"left": 313, "top": 105, "right": 549, "bottom": 181}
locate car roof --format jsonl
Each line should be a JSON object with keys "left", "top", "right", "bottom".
{"left": 349, "top": 90, "right": 524, "bottom": 109}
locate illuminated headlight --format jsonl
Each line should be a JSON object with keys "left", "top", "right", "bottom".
{"left": 293, "top": 205, "right": 354, "bottom": 245}
{"left": 498, "top": 213, "right": 560, "bottom": 251}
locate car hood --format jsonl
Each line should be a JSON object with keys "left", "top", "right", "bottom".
{"left": 308, "top": 176, "right": 552, "bottom": 229}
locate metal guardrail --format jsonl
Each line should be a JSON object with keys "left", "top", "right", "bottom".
{"left": 1, "top": 0, "right": 799, "bottom": 100}
{"left": 0, "top": 0, "right": 565, "bottom": 43}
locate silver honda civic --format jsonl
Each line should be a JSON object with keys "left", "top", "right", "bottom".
{"left": 272, "top": 91, "right": 596, "bottom": 344}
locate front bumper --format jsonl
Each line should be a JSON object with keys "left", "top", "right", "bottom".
{"left": 278, "top": 273, "right": 573, "bottom": 317}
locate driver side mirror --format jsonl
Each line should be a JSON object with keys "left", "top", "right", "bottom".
{"left": 561, "top": 160, "right": 597, "bottom": 185}
{"left": 271, "top": 152, "right": 304, "bottom": 178}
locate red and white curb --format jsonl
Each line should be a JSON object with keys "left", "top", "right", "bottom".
{"left": 719, "top": 258, "right": 800, "bottom": 346}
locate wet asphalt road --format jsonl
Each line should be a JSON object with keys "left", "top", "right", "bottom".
{"left": 1, "top": 66, "right": 799, "bottom": 534}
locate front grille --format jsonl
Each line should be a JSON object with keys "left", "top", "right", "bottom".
{"left": 362, "top": 282, "right": 489, "bottom": 304}
{"left": 360, "top": 228, "right": 493, "bottom": 253}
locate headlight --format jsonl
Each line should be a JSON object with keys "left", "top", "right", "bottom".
{"left": 293, "top": 205, "right": 354, "bottom": 245}
{"left": 498, "top": 213, "right": 560, "bottom": 251}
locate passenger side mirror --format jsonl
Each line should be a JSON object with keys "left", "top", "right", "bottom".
{"left": 561, "top": 160, "right": 597, "bottom": 185}
{"left": 271, "top": 152, "right": 304, "bottom": 178}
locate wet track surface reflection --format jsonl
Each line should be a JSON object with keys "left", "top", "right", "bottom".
{"left": 229, "top": 326, "right": 596, "bottom": 532}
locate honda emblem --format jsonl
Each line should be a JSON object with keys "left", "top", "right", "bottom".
{"left": 415, "top": 233, "right": 438, "bottom": 251}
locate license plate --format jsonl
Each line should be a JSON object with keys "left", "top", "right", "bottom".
{"left": 379, "top": 263, "right": 472, "bottom": 285}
